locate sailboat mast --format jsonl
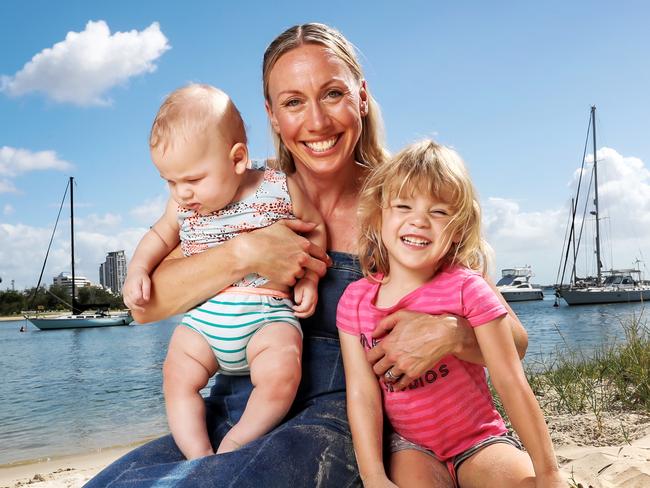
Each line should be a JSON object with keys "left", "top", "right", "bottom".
{"left": 69, "top": 176, "right": 77, "bottom": 313}
{"left": 591, "top": 106, "right": 603, "bottom": 285}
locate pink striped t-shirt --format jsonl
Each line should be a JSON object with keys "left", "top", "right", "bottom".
{"left": 336, "top": 265, "right": 508, "bottom": 460}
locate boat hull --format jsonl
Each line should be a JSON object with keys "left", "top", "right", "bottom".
{"left": 501, "top": 290, "right": 544, "bottom": 302}
{"left": 558, "top": 288, "right": 650, "bottom": 305}
{"left": 28, "top": 314, "right": 133, "bottom": 330}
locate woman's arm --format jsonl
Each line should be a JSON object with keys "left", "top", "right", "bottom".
{"left": 339, "top": 331, "right": 396, "bottom": 488}
{"left": 133, "top": 219, "right": 330, "bottom": 323}
{"left": 366, "top": 289, "right": 528, "bottom": 391}
{"left": 476, "top": 318, "right": 562, "bottom": 484}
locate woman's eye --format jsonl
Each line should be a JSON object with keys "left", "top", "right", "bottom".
{"left": 283, "top": 98, "right": 301, "bottom": 108}
{"left": 325, "top": 89, "right": 343, "bottom": 99}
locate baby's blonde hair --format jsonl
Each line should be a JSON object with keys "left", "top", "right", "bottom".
{"left": 150, "top": 83, "right": 247, "bottom": 154}
{"left": 358, "top": 139, "right": 491, "bottom": 278}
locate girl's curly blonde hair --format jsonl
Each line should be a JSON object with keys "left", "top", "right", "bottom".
{"left": 358, "top": 139, "right": 492, "bottom": 278}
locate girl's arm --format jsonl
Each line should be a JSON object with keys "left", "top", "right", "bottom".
{"left": 339, "top": 331, "right": 395, "bottom": 487}
{"left": 132, "top": 219, "right": 330, "bottom": 323}
{"left": 475, "top": 317, "right": 562, "bottom": 483}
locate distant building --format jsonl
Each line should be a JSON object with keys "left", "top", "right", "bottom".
{"left": 53, "top": 272, "right": 92, "bottom": 296}
{"left": 99, "top": 250, "right": 127, "bottom": 295}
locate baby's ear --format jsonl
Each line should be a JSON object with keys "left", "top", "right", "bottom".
{"left": 230, "top": 143, "right": 249, "bottom": 174}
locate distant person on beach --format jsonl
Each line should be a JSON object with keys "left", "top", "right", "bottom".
{"left": 122, "top": 84, "right": 326, "bottom": 458}
{"left": 338, "top": 140, "right": 563, "bottom": 487}
{"left": 88, "top": 23, "right": 528, "bottom": 487}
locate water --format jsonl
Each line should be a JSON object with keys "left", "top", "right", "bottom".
{"left": 0, "top": 295, "right": 647, "bottom": 466}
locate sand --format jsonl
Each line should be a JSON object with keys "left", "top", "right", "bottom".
{"left": 0, "top": 446, "right": 135, "bottom": 488}
{"left": 1, "top": 414, "right": 649, "bottom": 487}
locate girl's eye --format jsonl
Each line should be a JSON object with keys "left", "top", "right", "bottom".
{"left": 431, "top": 209, "right": 449, "bottom": 216}
{"left": 395, "top": 204, "right": 411, "bottom": 210}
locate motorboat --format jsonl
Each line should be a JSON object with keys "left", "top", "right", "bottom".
{"left": 497, "top": 266, "right": 544, "bottom": 302}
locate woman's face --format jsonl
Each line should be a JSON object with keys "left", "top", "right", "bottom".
{"left": 265, "top": 44, "right": 367, "bottom": 177}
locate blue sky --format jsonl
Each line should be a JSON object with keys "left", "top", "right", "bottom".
{"left": 1, "top": 0, "right": 649, "bottom": 289}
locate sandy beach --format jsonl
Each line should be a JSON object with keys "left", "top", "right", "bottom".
{"left": 2, "top": 413, "right": 648, "bottom": 488}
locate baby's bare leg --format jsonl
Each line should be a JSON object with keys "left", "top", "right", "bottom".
{"left": 163, "top": 326, "right": 218, "bottom": 460}
{"left": 217, "top": 323, "right": 302, "bottom": 453}
{"left": 390, "top": 449, "right": 454, "bottom": 488}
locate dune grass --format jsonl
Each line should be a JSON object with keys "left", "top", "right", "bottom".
{"left": 493, "top": 310, "right": 649, "bottom": 438}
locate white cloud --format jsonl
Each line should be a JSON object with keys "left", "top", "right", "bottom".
{"left": 3, "top": 204, "right": 14, "bottom": 215}
{"left": 0, "top": 146, "right": 73, "bottom": 177}
{"left": 130, "top": 194, "right": 166, "bottom": 225}
{"left": 484, "top": 147, "right": 650, "bottom": 285}
{"left": 0, "top": 179, "right": 17, "bottom": 194}
{"left": 1, "top": 20, "right": 170, "bottom": 106}
{"left": 0, "top": 220, "right": 148, "bottom": 290}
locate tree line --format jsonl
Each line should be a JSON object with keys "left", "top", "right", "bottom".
{"left": 0, "top": 285, "right": 126, "bottom": 316}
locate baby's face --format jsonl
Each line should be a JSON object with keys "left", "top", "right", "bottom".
{"left": 153, "top": 132, "right": 242, "bottom": 215}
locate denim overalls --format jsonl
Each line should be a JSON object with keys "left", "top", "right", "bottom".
{"left": 85, "top": 252, "right": 364, "bottom": 488}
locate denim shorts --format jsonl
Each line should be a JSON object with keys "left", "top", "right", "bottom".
{"left": 389, "top": 431, "right": 524, "bottom": 487}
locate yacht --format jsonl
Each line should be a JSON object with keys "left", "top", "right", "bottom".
{"left": 497, "top": 266, "right": 544, "bottom": 302}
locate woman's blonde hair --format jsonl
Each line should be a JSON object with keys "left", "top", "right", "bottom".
{"left": 150, "top": 83, "right": 247, "bottom": 154}
{"left": 358, "top": 139, "right": 491, "bottom": 278}
{"left": 262, "top": 23, "right": 387, "bottom": 172}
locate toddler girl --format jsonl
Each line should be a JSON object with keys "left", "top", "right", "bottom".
{"left": 337, "top": 140, "right": 563, "bottom": 487}
{"left": 123, "top": 84, "right": 325, "bottom": 459}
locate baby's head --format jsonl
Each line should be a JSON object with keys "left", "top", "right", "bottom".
{"left": 150, "top": 84, "right": 249, "bottom": 214}
{"left": 358, "top": 139, "right": 490, "bottom": 278}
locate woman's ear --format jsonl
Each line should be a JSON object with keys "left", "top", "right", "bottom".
{"left": 230, "top": 143, "right": 249, "bottom": 174}
{"left": 359, "top": 80, "right": 368, "bottom": 116}
{"left": 265, "top": 100, "right": 281, "bottom": 133}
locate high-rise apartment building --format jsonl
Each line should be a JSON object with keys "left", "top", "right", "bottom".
{"left": 99, "top": 250, "right": 127, "bottom": 295}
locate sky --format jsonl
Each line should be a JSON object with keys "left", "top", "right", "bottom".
{"left": 1, "top": 0, "right": 649, "bottom": 290}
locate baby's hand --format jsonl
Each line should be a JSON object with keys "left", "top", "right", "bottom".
{"left": 293, "top": 276, "right": 318, "bottom": 318}
{"left": 122, "top": 269, "right": 151, "bottom": 312}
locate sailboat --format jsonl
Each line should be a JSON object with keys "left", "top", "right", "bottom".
{"left": 25, "top": 177, "right": 134, "bottom": 329}
{"left": 555, "top": 107, "right": 650, "bottom": 306}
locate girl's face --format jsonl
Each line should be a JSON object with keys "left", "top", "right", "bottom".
{"left": 381, "top": 191, "right": 456, "bottom": 283}
{"left": 152, "top": 133, "right": 247, "bottom": 215}
{"left": 265, "top": 44, "right": 367, "bottom": 178}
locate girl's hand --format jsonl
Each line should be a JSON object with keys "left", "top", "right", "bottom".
{"left": 536, "top": 470, "right": 565, "bottom": 488}
{"left": 362, "top": 473, "right": 399, "bottom": 488}
{"left": 242, "top": 219, "right": 330, "bottom": 286}
{"left": 366, "top": 311, "right": 472, "bottom": 390}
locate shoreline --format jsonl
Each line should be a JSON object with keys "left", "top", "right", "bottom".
{"left": 0, "top": 443, "right": 143, "bottom": 488}
{"left": 2, "top": 416, "right": 648, "bottom": 488}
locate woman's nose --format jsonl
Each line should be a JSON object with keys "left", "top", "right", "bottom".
{"left": 305, "top": 101, "right": 331, "bottom": 132}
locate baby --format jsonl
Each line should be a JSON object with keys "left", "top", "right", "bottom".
{"left": 123, "top": 84, "right": 325, "bottom": 458}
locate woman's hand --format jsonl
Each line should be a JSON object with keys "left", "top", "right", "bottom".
{"left": 366, "top": 311, "right": 477, "bottom": 391}
{"left": 241, "top": 219, "right": 330, "bottom": 286}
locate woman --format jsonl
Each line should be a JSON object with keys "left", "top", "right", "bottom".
{"left": 86, "top": 23, "right": 527, "bottom": 487}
